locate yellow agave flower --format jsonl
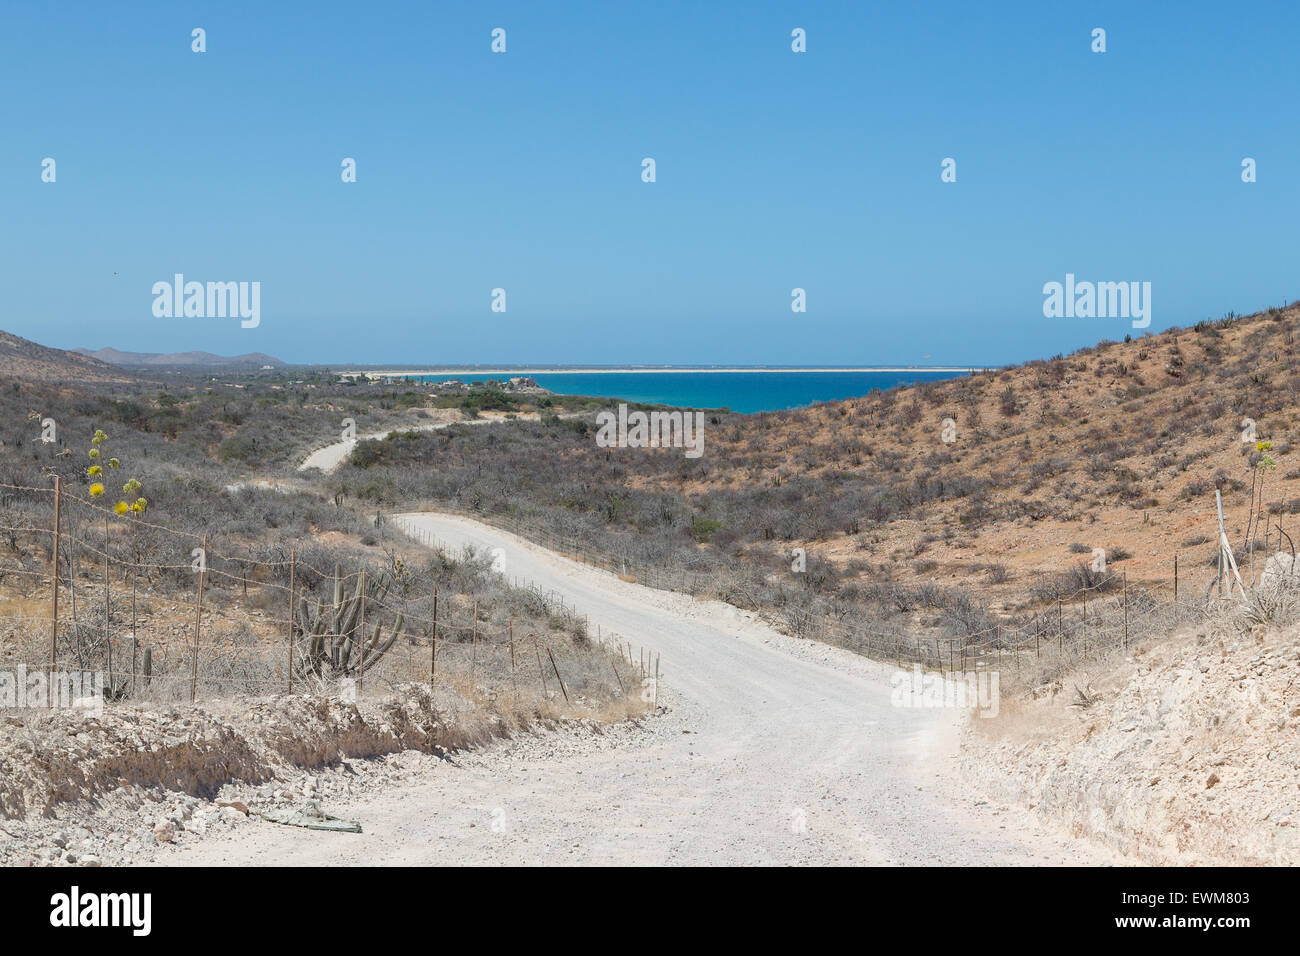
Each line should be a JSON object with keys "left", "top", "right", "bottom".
{"left": 132, "top": 497, "right": 148, "bottom": 513}
{"left": 87, "top": 465, "right": 102, "bottom": 477}
{"left": 89, "top": 482, "right": 105, "bottom": 497}
{"left": 114, "top": 501, "right": 129, "bottom": 515}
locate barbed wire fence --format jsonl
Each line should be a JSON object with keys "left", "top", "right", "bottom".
{"left": 399, "top": 504, "right": 1281, "bottom": 690}
{"left": 3, "top": 471, "right": 1280, "bottom": 708}
{"left": 0, "top": 479, "right": 645, "bottom": 708}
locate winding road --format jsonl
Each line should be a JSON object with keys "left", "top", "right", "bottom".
{"left": 173, "top": 512, "right": 1111, "bottom": 865}
{"left": 297, "top": 419, "right": 491, "bottom": 473}
{"left": 297, "top": 411, "right": 579, "bottom": 474}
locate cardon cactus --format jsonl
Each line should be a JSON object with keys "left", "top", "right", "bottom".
{"left": 295, "top": 564, "right": 404, "bottom": 678}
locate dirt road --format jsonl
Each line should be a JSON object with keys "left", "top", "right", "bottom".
{"left": 172, "top": 513, "right": 1113, "bottom": 865}
{"left": 297, "top": 420, "right": 491, "bottom": 473}
{"left": 297, "top": 412, "right": 581, "bottom": 473}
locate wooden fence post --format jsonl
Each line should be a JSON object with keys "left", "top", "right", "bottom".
{"left": 48, "top": 476, "right": 61, "bottom": 704}
{"left": 508, "top": 618, "right": 517, "bottom": 691}
{"left": 431, "top": 585, "right": 438, "bottom": 685}
{"left": 103, "top": 513, "right": 111, "bottom": 694}
{"left": 287, "top": 548, "right": 295, "bottom": 694}
{"left": 190, "top": 534, "right": 206, "bottom": 703}
{"left": 533, "top": 634, "right": 548, "bottom": 696}
{"left": 358, "top": 569, "right": 366, "bottom": 694}
{"left": 1123, "top": 570, "right": 1129, "bottom": 650}
{"left": 546, "top": 646, "right": 569, "bottom": 703}
{"left": 130, "top": 517, "right": 139, "bottom": 696}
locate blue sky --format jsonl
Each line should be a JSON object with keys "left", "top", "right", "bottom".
{"left": 1, "top": 1, "right": 1296, "bottom": 366}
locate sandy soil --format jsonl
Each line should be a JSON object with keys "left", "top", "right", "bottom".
{"left": 168, "top": 513, "right": 1118, "bottom": 866}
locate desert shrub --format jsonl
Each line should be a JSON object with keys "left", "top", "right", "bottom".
{"left": 689, "top": 516, "right": 723, "bottom": 542}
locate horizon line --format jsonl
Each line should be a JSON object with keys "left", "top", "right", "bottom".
{"left": 329, "top": 365, "right": 982, "bottom": 376}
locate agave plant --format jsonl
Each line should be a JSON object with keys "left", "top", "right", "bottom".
{"left": 83, "top": 429, "right": 148, "bottom": 694}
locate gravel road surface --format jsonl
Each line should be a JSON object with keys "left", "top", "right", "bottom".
{"left": 172, "top": 512, "right": 1113, "bottom": 865}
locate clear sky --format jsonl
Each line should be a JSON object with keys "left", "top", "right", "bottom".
{"left": 2, "top": 1, "right": 1296, "bottom": 366}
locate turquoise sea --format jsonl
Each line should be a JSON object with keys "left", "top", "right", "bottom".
{"left": 427, "top": 370, "right": 969, "bottom": 414}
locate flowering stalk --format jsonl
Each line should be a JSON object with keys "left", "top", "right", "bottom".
{"left": 85, "top": 429, "right": 148, "bottom": 693}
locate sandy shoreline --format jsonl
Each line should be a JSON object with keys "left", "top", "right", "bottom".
{"left": 338, "top": 366, "right": 979, "bottom": 376}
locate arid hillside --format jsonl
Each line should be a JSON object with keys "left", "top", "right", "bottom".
{"left": 0, "top": 330, "right": 135, "bottom": 383}
{"left": 687, "top": 303, "right": 1300, "bottom": 611}
{"left": 73, "top": 346, "right": 286, "bottom": 367}
{"left": 326, "top": 302, "right": 1300, "bottom": 667}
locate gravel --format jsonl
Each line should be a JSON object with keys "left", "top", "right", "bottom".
{"left": 163, "top": 512, "right": 1116, "bottom": 866}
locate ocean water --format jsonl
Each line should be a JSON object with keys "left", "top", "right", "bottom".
{"left": 430, "top": 370, "right": 969, "bottom": 414}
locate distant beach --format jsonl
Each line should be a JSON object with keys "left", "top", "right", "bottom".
{"left": 340, "top": 366, "right": 976, "bottom": 375}
{"left": 340, "top": 367, "right": 975, "bottom": 413}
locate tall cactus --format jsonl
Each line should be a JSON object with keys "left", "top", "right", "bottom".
{"left": 295, "top": 564, "right": 405, "bottom": 678}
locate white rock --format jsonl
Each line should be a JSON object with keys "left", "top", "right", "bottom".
{"left": 1259, "top": 552, "right": 1297, "bottom": 591}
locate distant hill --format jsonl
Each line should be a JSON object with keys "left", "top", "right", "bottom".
{"left": 0, "top": 330, "right": 135, "bottom": 383}
{"left": 74, "top": 347, "right": 286, "bottom": 368}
